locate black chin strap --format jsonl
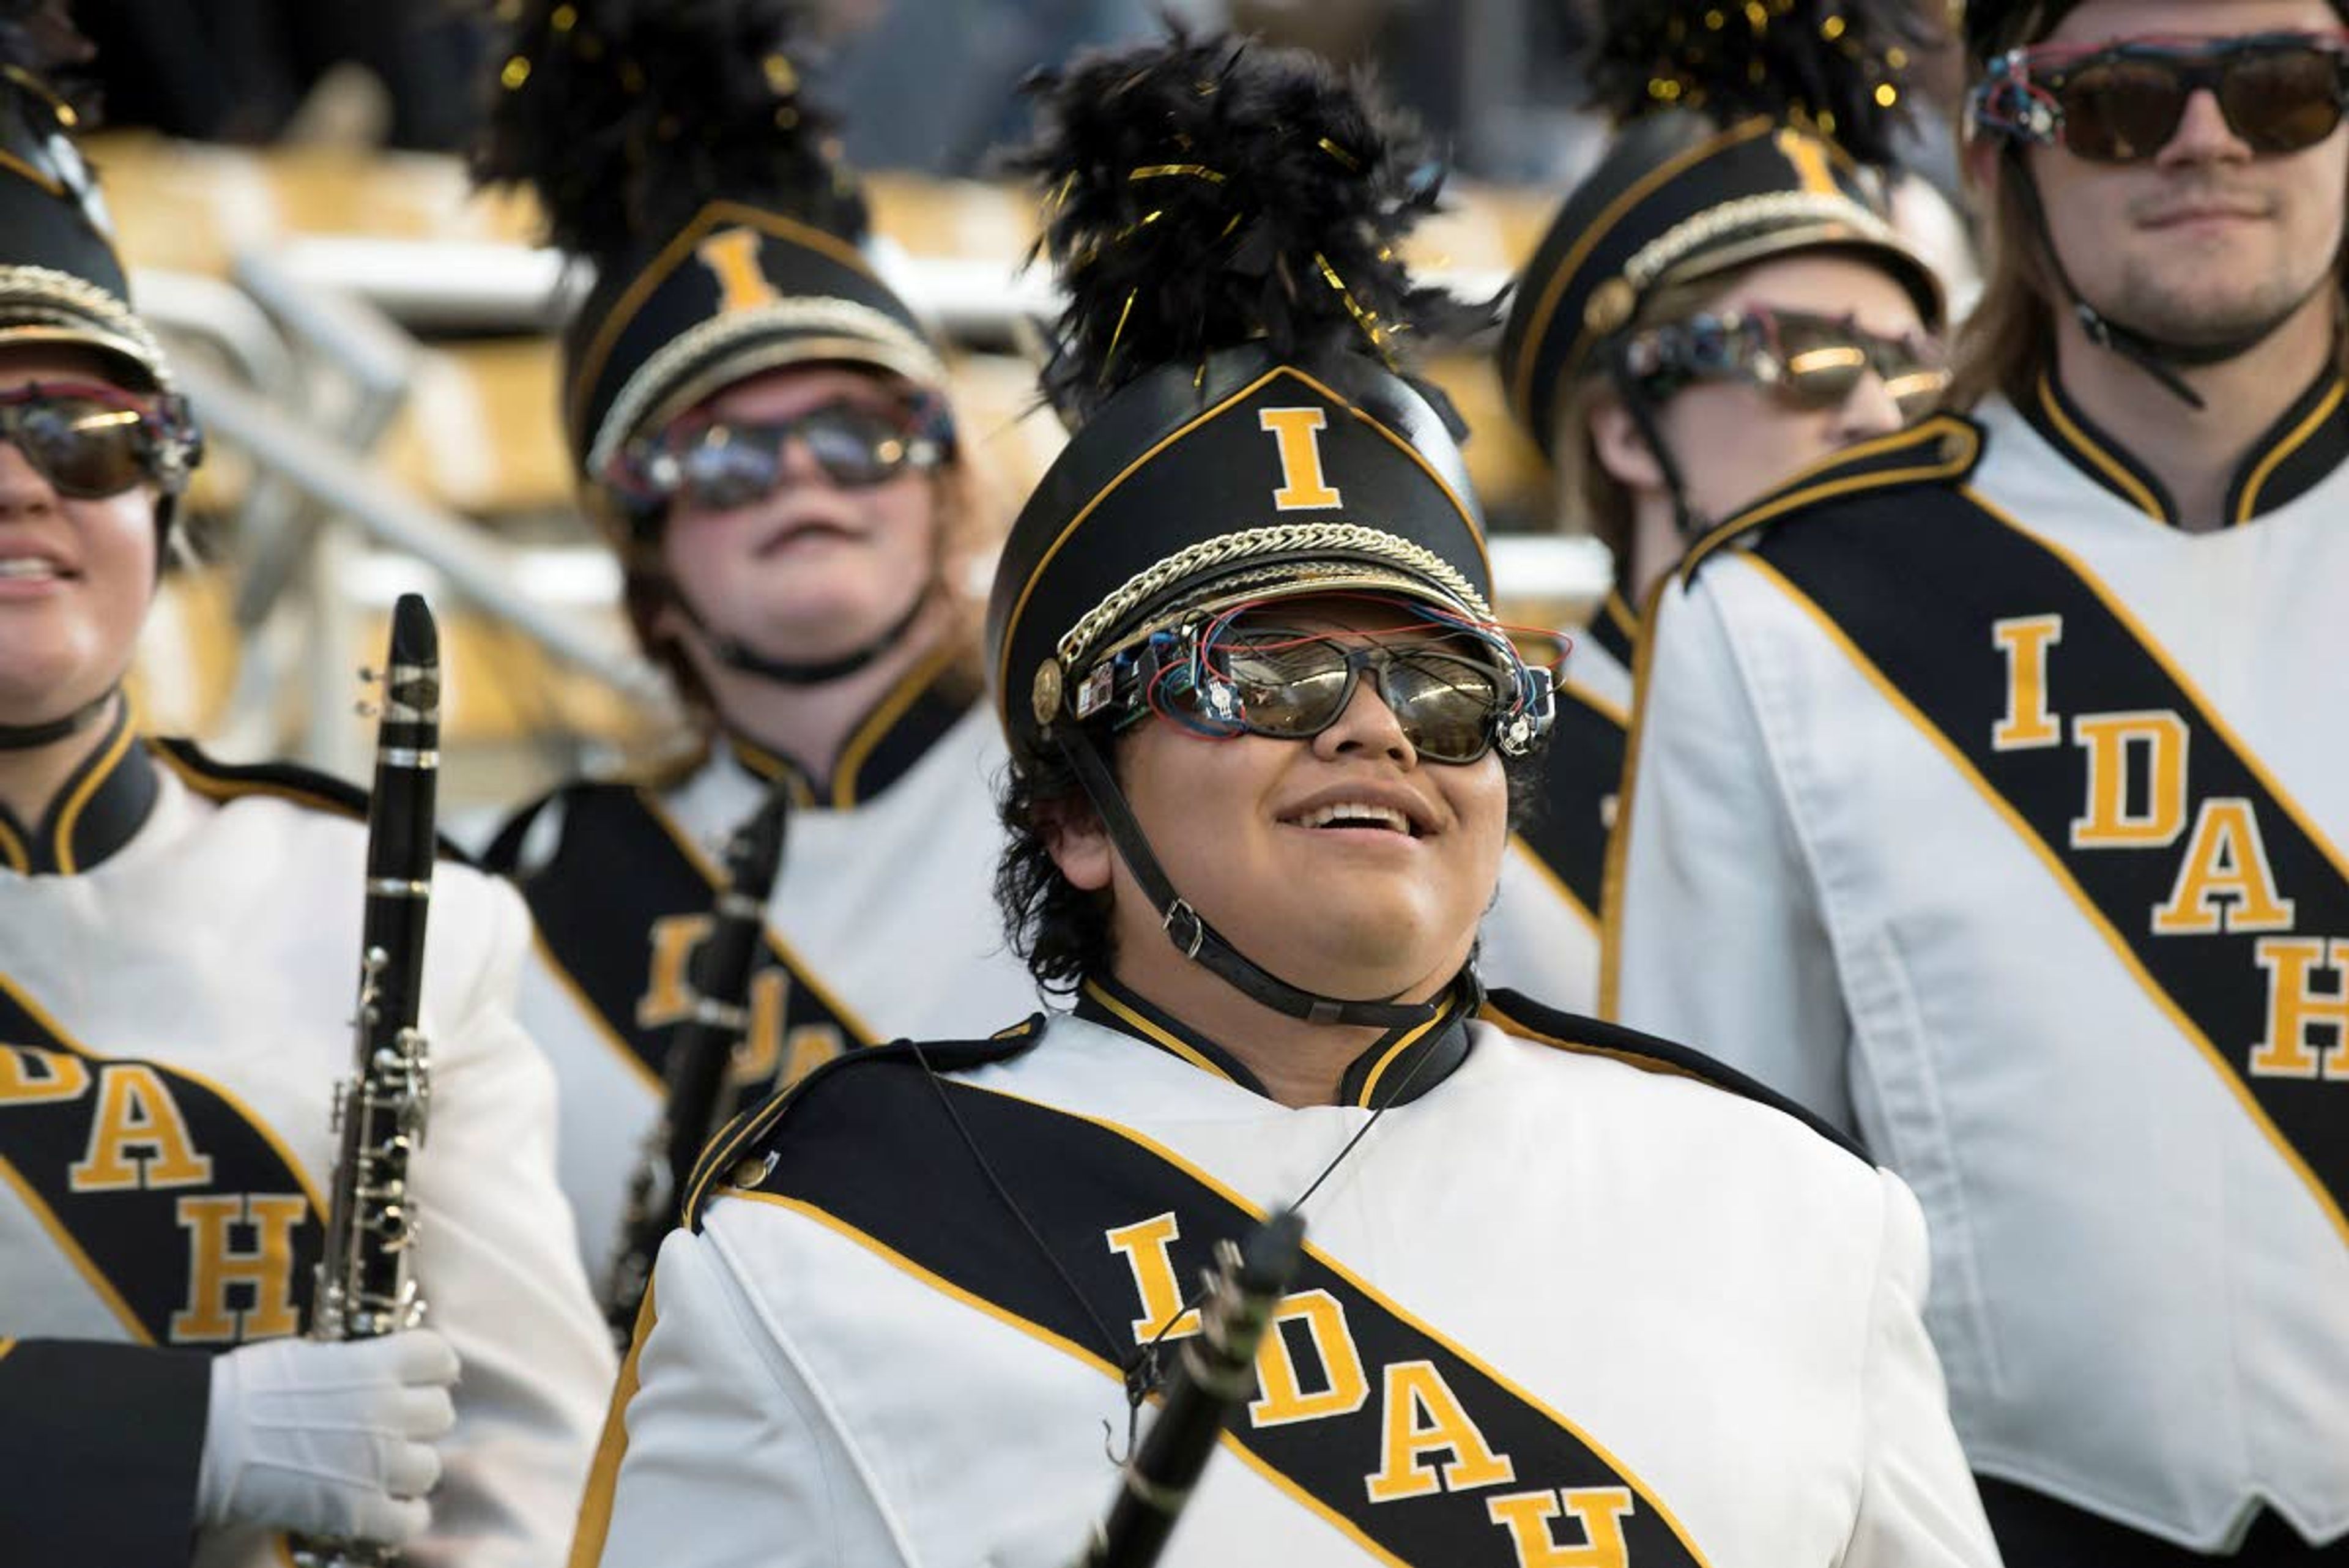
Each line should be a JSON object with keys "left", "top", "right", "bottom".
{"left": 0, "top": 688, "right": 116, "bottom": 751}
{"left": 1058, "top": 726, "right": 1442, "bottom": 1031}
{"left": 672, "top": 578, "right": 935, "bottom": 687}
{"left": 2005, "top": 147, "right": 2331, "bottom": 412}
{"left": 1605, "top": 346, "right": 1712, "bottom": 554}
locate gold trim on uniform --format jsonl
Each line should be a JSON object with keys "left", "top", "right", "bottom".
{"left": 2236, "top": 377, "right": 2346, "bottom": 523}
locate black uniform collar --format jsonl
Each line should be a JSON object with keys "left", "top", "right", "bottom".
{"left": 1073, "top": 970, "right": 1480, "bottom": 1109}
{"left": 1586, "top": 590, "right": 1638, "bottom": 669}
{"left": 724, "top": 644, "right": 976, "bottom": 811}
{"left": 0, "top": 702, "right": 160, "bottom": 878}
{"left": 2022, "top": 362, "right": 2349, "bottom": 529}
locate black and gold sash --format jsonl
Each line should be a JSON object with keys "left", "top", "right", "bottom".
{"left": 1743, "top": 493, "right": 2349, "bottom": 1244}
{"left": 497, "top": 784, "right": 875, "bottom": 1094}
{"left": 1518, "top": 685, "right": 1628, "bottom": 929}
{"left": 1513, "top": 594, "right": 1637, "bottom": 928}
{"left": 700, "top": 1041, "right": 1710, "bottom": 1567}
{"left": 0, "top": 973, "right": 321, "bottom": 1346}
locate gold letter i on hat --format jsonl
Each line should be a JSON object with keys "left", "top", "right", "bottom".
{"left": 1260, "top": 407, "right": 1345, "bottom": 511}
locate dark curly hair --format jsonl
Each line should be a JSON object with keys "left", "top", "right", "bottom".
{"left": 993, "top": 724, "right": 1553, "bottom": 996}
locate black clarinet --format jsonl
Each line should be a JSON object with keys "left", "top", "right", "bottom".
{"left": 604, "top": 781, "right": 791, "bottom": 1342}
{"left": 297, "top": 593, "right": 441, "bottom": 1568}
{"left": 1081, "top": 1209, "right": 1307, "bottom": 1568}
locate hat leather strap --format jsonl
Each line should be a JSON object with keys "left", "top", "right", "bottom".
{"left": 1605, "top": 344, "right": 1708, "bottom": 549}
{"left": 1058, "top": 724, "right": 1442, "bottom": 1031}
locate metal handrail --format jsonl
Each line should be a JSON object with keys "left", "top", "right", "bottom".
{"left": 176, "top": 356, "right": 667, "bottom": 705}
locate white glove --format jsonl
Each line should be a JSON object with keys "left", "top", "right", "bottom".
{"left": 195, "top": 1328, "right": 461, "bottom": 1546}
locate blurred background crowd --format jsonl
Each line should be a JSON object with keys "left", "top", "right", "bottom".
{"left": 64, "top": 0, "right": 1978, "bottom": 833}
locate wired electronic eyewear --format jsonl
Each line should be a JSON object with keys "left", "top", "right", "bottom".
{"left": 0, "top": 381, "right": 199, "bottom": 499}
{"left": 608, "top": 395, "right": 954, "bottom": 511}
{"left": 1070, "top": 598, "right": 1559, "bottom": 765}
{"left": 1972, "top": 31, "right": 2349, "bottom": 162}
{"left": 1625, "top": 308, "right": 1949, "bottom": 419}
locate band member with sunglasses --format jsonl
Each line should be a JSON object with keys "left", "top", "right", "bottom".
{"left": 473, "top": 0, "right": 1036, "bottom": 1295}
{"left": 0, "top": 22, "right": 614, "bottom": 1567}
{"left": 1482, "top": 0, "right": 1951, "bottom": 1011}
{"left": 1608, "top": 0, "right": 2349, "bottom": 1560}
{"left": 571, "top": 33, "right": 1998, "bottom": 1567}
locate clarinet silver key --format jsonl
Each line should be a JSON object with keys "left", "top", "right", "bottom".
{"left": 295, "top": 593, "right": 442, "bottom": 1568}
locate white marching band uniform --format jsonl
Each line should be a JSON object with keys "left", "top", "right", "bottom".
{"left": 486, "top": 653, "right": 1042, "bottom": 1287}
{"left": 0, "top": 726, "right": 615, "bottom": 1566}
{"left": 1607, "top": 383, "right": 2349, "bottom": 1551}
{"left": 576, "top": 979, "right": 1998, "bottom": 1568}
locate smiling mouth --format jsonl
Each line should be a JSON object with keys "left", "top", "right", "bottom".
{"left": 0, "top": 558, "right": 68, "bottom": 581}
{"left": 755, "top": 521, "right": 859, "bottom": 557}
{"left": 2140, "top": 206, "right": 2265, "bottom": 228}
{"left": 1283, "top": 801, "right": 1420, "bottom": 838}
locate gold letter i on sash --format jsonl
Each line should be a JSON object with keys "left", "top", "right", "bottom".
{"left": 1991, "top": 615, "right": 2063, "bottom": 750}
{"left": 1104, "top": 1213, "right": 1201, "bottom": 1344}
{"left": 1259, "top": 407, "right": 1345, "bottom": 511}
{"left": 696, "top": 228, "right": 782, "bottom": 315}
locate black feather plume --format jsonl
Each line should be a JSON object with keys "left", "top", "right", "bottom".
{"left": 1584, "top": 0, "right": 1939, "bottom": 165}
{"left": 1006, "top": 27, "right": 1491, "bottom": 422}
{"left": 472, "top": 0, "right": 864, "bottom": 261}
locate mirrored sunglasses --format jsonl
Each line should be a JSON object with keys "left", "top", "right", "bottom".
{"left": 1973, "top": 31, "right": 2349, "bottom": 163}
{"left": 1076, "top": 605, "right": 1557, "bottom": 765}
{"left": 0, "top": 381, "right": 200, "bottom": 499}
{"left": 609, "top": 396, "right": 953, "bottom": 512}
{"left": 1626, "top": 307, "right": 1949, "bottom": 420}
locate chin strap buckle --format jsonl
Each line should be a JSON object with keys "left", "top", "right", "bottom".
{"left": 1162, "top": 899, "right": 1207, "bottom": 960}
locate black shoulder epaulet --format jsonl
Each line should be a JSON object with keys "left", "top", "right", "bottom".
{"left": 1479, "top": 989, "right": 1868, "bottom": 1165}
{"left": 478, "top": 777, "right": 639, "bottom": 877}
{"left": 152, "top": 738, "right": 478, "bottom": 866}
{"left": 682, "top": 1016, "right": 1049, "bottom": 1225}
{"left": 1679, "top": 414, "right": 1984, "bottom": 584}
{"left": 481, "top": 755, "right": 708, "bottom": 877}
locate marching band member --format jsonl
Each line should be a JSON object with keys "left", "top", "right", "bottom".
{"left": 1608, "top": 0, "right": 2349, "bottom": 1559}
{"left": 0, "top": 21, "right": 612, "bottom": 1566}
{"left": 1482, "top": 0, "right": 1949, "bottom": 1010}
{"left": 573, "top": 32, "right": 1998, "bottom": 1567}
{"left": 473, "top": 0, "right": 1035, "bottom": 1290}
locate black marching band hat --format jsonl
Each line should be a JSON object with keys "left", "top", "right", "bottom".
{"left": 987, "top": 28, "right": 1553, "bottom": 1030}
{"left": 0, "top": 2, "right": 196, "bottom": 510}
{"left": 475, "top": 0, "right": 946, "bottom": 539}
{"left": 1964, "top": 1, "right": 2077, "bottom": 56}
{"left": 988, "top": 27, "right": 1514, "bottom": 764}
{"left": 1498, "top": 0, "right": 1943, "bottom": 458}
